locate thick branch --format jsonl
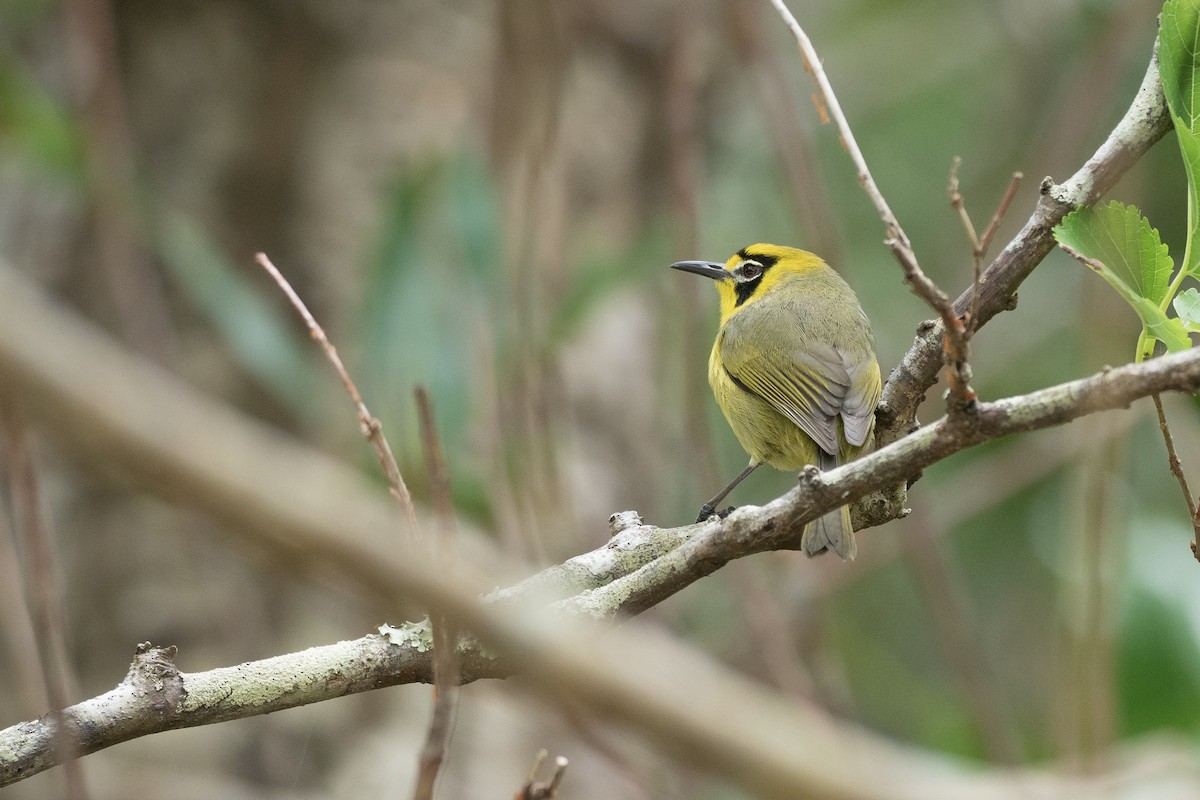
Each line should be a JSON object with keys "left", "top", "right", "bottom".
{"left": 561, "top": 349, "right": 1200, "bottom": 614}
{"left": 876, "top": 43, "right": 1171, "bottom": 443}
{"left": 0, "top": 35, "right": 1183, "bottom": 800}
{"left": 3, "top": 330, "right": 1198, "bottom": 788}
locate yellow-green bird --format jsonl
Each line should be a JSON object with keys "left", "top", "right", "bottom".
{"left": 671, "top": 244, "right": 881, "bottom": 560}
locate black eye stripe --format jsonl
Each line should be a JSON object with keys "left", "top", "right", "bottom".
{"left": 734, "top": 275, "right": 761, "bottom": 306}
{"left": 732, "top": 251, "right": 779, "bottom": 307}
{"left": 735, "top": 250, "right": 780, "bottom": 271}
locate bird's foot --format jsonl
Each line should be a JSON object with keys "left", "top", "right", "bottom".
{"left": 694, "top": 505, "right": 736, "bottom": 523}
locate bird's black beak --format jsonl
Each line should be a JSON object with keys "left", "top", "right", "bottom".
{"left": 670, "top": 260, "right": 729, "bottom": 281}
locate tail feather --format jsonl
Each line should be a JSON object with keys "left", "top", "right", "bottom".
{"left": 801, "top": 505, "right": 856, "bottom": 560}
{"left": 800, "top": 448, "right": 857, "bottom": 560}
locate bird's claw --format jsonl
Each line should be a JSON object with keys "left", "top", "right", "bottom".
{"left": 694, "top": 505, "right": 736, "bottom": 523}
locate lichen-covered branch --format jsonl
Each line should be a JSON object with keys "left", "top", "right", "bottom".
{"left": 0, "top": 33, "right": 1185, "bottom": 800}
{"left": 4, "top": 346, "right": 1200, "bottom": 788}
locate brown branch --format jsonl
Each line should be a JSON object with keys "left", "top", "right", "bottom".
{"left": 516, "top": 749, "right": 569, "bottom": 800}
{"left": 0, "top": 412, "right": 88, "bottom": 799}
{"left": 978, "top": 171, "right": 1025, "bottom": 258}
{"left": 411, "top": 386, "right": 461, "bottom": 800}
{"left": 555, "top": 347, "right": 1200, "bottom": 615}
{"left": 876, "top": 41, "right": 1171, "bottom": 450}
{"left": 0, "top": 28, "right": 1184, "bottom": 800}
{"left": 768, "top": 0, "right": 974, "bottom": 407}
{"left": 1151, "top": 393, "right": 1200, "bottom": 559}
{"left": 948, "top": 159, "right": 1024, "bottom": 337}
{"left": 4, "top": 256, "right": 1200, "bottom": 794}
{"left": 254, "top": 252, "right": 419, "bottom": 540}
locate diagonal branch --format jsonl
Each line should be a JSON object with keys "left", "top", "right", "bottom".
{"left": 768, "top": 0, "right": 976, "bottom": 406}
{"left": 0, "top": 28, "right": 1182, "bottom": 800}
{"left": 876, "top": 41, "right": 1171, "bottom": 448}
{"left": 3, "top": 310, "right": 1200, "bottom": 788}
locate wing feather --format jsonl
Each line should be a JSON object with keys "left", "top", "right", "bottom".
{"left": 720, "top": 301, "right": 879, "bottom": 455}
{"left": 720, "top": 312, "right": 847, "bottom": 456}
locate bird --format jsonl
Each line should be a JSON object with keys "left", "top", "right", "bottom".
{"left": 671, "top": 243, "right": 881, "bottom": 559}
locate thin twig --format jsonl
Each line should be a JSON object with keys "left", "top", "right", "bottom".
{"left": 947, "top": 157, "right": 982, "bottom": 351}
{"left": 517, "top": 749, "right": 568, "bottom": 800}
{"left": 411, "top": 386, "right": 461, "bottom": 800}
{"left": 0, "top": 411, "right": 88, "bottom": 799}
{"left": 978, "top": 171, "right": 1024, "bottom": 257}
{"left": 969, "top": 169, "right": 1024, "bottom": 334}
{"left": 764, "top": 0, "right": 911, "bottom": 256}
{"left": 768, "top": 0, "right": 975, "bottom": 406}
{"left": 947, "top": 157, "right": 981, "bottom": 253}
{"left": 253, "top": 252, "right": 418, "bottom": 539}
{"left": 947, "top": 161, "right": 1024, "bottom": 341}
{"left": 1151, "top": 393, "right": 1200, "bottom": 559}
{"left": 7, "top": 332, "right": 1200, "bottom": 790}
{"left": 1057, "top": 243, "right": 1109, "bottom": 277}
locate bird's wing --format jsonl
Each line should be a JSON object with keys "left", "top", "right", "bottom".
{"left": 839, "top": 337, "right": 881, "bottom": 448}
{"left": 719, "top": 310, "right": 850, "bottom": 456}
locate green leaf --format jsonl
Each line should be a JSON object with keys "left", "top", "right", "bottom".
{"left": 1054, "top": 201, "right": 1175, "bottom": 304}
{"left": 1174, "top": 116, "right": 1200, "bottom": 276}
{"left": 1054, "top": 202, "right": 1191, "bottom": 352}
{"left": 156, "top": 214, "right": 319, "bottom": 416}
{"left": 1160, "top": 0, "right": 1200, "bottom": 131}
{"left": 1160, "top": 1, "right": 1200, "bottom": 276}
{"left": 1175, "top": 286, "right": 1200, "bottom": 330}
{"left": 0, "top": 59, "right": 81, "bottom": 174}
{"left": 1143, "top": 312, "right": 1193, "bottom": 352}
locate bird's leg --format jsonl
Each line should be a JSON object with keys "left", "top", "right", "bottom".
{"left": 695, "top": 461, "right": 760, "bottom": 522}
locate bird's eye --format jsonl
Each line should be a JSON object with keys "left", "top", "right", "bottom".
{"left": 739, "top": 260, "right": 763, "bottom": 280}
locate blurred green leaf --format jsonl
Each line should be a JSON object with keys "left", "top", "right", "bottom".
{"left": 1054, "top": 202, "right": 1191, "bottom": 352}
{"left": 0, "top": 59, "right": 81, "bottom": 174}
{"left": 157, "top": 214, "right": 318, "bottom": 416}
{"left": 548, "top": 231, "right": 670, "bottom": 344}
{"left": 1119, "top": 589, "right": 1200, "bottom": 737}
{"left": 446, "top": 156, "right": 502, "bottom": 287}
{"left": 1160, "top": 0, "right": 1200, "bottom": 275}
{"left": 360, "top": 160, "right": 479, "bottom": 481}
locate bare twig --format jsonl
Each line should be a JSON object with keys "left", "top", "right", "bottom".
{"left": 764, "top": 0, "right": 911, "bottom": 259}
{"left": 977, "top": 172, "right": 1024, "bottom": 258}
{"left": 0, "top": 412, "right": 88, "bottom": 799}
{"left": 1151, "top": 393, "right": 1200, "bottom": 559}
{"left": 253, "top": 252, "right": 418, "bottom": 539}
{"left": 517, "top": 749, "right": 568, "bottom": 800}
{"left": 767, "top": 0, "right": 975, "bottom": 406}
{"left": 878, "top": 42, "right": 1170, "bottom": 445}
{"left": 946, "top": 162, "right": 1023, "bottom": 369}
{"left": 971, "top": 171, "right": 1024, "bottom": 332}
{"left": 411, "top": 386, "right": 461, "bottom": 800}
{"left": 948, "top": 157, "right": 982, "bottom": 254}
{"left": 5, "top": 327, "right": 1200, "bottom": 794}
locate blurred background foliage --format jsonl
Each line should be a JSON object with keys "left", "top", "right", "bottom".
{"left": 2, "top": 0, "right": 1199, "bottom": 797}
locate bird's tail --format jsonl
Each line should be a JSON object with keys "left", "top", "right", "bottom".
{"left": 800, "top": 450, "right": 857, "bottom": 560}
{"left": 801, "top": 505, "right": 856, "bottom": 560}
